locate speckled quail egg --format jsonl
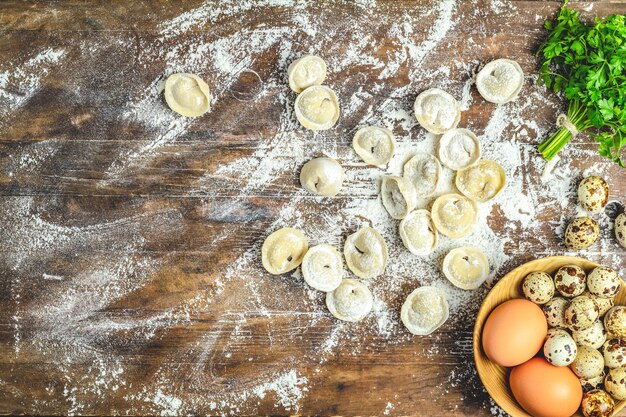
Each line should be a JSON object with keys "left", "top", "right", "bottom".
{"left": 605, "top": 367, "right": 626, "bottom": 400}
{"left": 605, "top": 306, "right": 626, "bottom": 339}
{"left": 584, "top": 291, "right": 615, "bottom": 317}
{"left": 573, "top": 320, "right": 607, "bottom": 350}
{"left": 554, "top": 265, "right": 587, "bottom": 298}
{"left": 581, "top": 373, "right": 605, "bottom": 393}
{"left": 616, "top": 213, "right": 626, "bottom": 249}
{"left": 565, "top": 296, "right": 600, "bottom": 331}
{"left": 546, "top": 327, "right": 570, "bottom": 339}
{"left": 543, "top": 297, "right": 569, "bottom": 328}
{"left": 578, "top": 176, "right": 609, "bottom": 213}
{"left": 565, "top": 217, "right": 600, "bottom": 250}
{"left": 522, "top": 271, "right": 555, "bottom": 304}
{"left": 544, "top": 331, "right": 578, "bottom": 366}
{"left": 588, "top": 266, "right": 621, "bottom": 298}
{"left": 571, "top": 345, "right": 605, "bottom": 379}
{"left": 582, "top": 389, "right": 615, "bottom": 417}
{"left": 603, "top": 338, "right": 626, "bottom": 369}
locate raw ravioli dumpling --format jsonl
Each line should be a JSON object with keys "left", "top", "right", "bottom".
{"left": 399, "top": 209, "right": 438, "bottom": 255}
{"left": 401, "top": 286, "right": 449, "bottom": 335}
{"left": 301, "top": 244, "right": 343, "bottom": 292}
{"left": 164, "top": 73, "right": 211, "bottom": 117}
{"left": 431, "top": 193, "right": 478, "bottom": 238}
{"left": 403, "top": 153, "right": 441, "bottom": 198}
{"left": 344, "top": 227, "right": 388, "bottom": 279}
{"left": 300, "top": 157, "right": 344, "bottom": 197}
{"left": 380, "top": 176, "right": 417, "bottom": 220}
{"left": 326, "top": 279, "right": 373, "bottom": 322}
{"left": 455, "top": 159, "right": 506, "bottom": 202}
{"left": 295, "top": 85, "right": 340, "bottom": 130}
{"left": 442, "top": 247, "right": 489, "bottom": 290}
{"left": 261, "top": 228, "right": 309, "bottom": 275}
{"left": 438, "top": 128, "right": 481, "bottom": 171}
{"left": 352, "top": 126, "right": 396, "bottom": 166}
{"left": 476, "top": 58, "right": 524, "bottom": 104}
{"left": 414, "top": 88, "right": 461, "bottom": 134}
{"left": 287, "top": 55, "right": 327, "bottom": 93}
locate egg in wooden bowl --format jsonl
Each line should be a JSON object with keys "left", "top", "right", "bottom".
{"left": 473, "top": 256, "right": 626, "bottom": 417}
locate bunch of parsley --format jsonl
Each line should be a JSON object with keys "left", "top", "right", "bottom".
{"left": 538, "top": 3, "right": 626, "bottom": 167}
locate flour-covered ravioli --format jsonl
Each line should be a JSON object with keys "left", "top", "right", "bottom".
{"left": 287, "top": 55, "right": 327, "bottom": 93}
{"left": 326, "top": 279, "right": 373, "bottom": 322}
{"left": 455, "top": 159, "right": 506, "bottom": 202}
{"left": 381, "top": 176, "right": 417, "bottom": 220}
{"left": 414, "top": 88, "right": 461, "bottom": 134}
{"left": 301, "top": 244, "right": 342, "bottom": 292}
{"left": 443, "top": 247, "right": 489, "bottom": 290}
{"left": 164, "top": 73, "right": 211, "bottom": 117}
{"left": 431, "top": 193, "right": 478, "bottom": 238}
{"left": 399, "top": 209, "right": 438, "bottom": 255}
{"left": 294, "top": 85, "right": 340, "bottom": 130}
{"left": 352, "top": 126, "right": 396, "bottom": 166}
{"left": 401, "top": 286, "right": 449, "bottom": 335}
{"left": 403, "top": 153, "right": 441, "bottom": 197}
{"left": 261, "top": 228, "right": 308, "bottom": 275}
{"left": 476, "top": 58, "right": 524, "bottom": 104}
{"left": 344, "top": 227, "right": 388, "bottom": 279}
{"left": 438, "top": 128, "right": 481, "bottom": 170}
{"left": 300, "top": 157, "right": 344, "bottom": 197}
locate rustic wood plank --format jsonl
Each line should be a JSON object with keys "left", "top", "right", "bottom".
{"left": 1, "top": 0, "right": 625, "bottom": 416}
{"left": 0, "top": 141, "right": 625, "bottom": 199}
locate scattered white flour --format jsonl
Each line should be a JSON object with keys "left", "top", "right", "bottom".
{"left": 0, "top": 47, "right": 66, "bottom": 125}
{"left": 251, "top": 369, "right": 309, "bottom": 412}
{"left": 407, "top": 0, "right": 458, "bottom": 73}
{"left": 159, "top": 0, "right": 303, "bottom": 36}
{"left": 2, "top": 1, "right": 625, "bottom": 416}
{"left": 490, "top": 0, "right": 513, "bottom": 15}
{"left": 151, "top": 390, "right": 183, "bottom": 417}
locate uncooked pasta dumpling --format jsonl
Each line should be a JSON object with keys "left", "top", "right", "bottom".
{"left": 261, "top": 228, "right": 309, "bottom": 275}
{"left": 300, "top": 157, "right": 345, "bottom": 197}
{"left": 431, "top": 193, "right": 478, "bottom": 238}
{"left": 403, "top": 153, "right": 441, "bottom": 198}
{"left": 301, "top": 244, "right": 343, "bottom": 292}
{"left": 399, "top": 209, "right": 438, "bottom": 255}
{"left": 455, "top": 159, "right": 506, "bottom": 202}
{"left": 164, "top": 73, "right": 211, "bottom": 117}
{"left": 442, "top": 247, "right": 489, "bottom": 290}
{"left": 414, "top": 88, "right": 461, "bottom": 134}
{"left": 476, "top": 58, "right": 524, "bottom": 104}
{"left": 352, "top": 126, "right": 396, "bottom": 166}
{"left": 438, "top": 128, "right": 481, "bottom": 170}
{"left": 287, "top": 55, "right": 327, "bottom": 93}
{"left": 294, "top": 85, "right": 340, "bottom": 130}
{"left": 401, "top": 286, "right": 449, "bottom": 336}
{"left": 344, "top": 227, "right": 388, "bottom": 279}
{"left": 326, "top": 279, "right": 374, "bottom": 322}
{"left": 380, "top": 176, "right": 417, "bottom": 220}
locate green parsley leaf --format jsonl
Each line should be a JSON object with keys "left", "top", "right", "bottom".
{"left": 538, "top": 5, "right": 626, "bottom": 166}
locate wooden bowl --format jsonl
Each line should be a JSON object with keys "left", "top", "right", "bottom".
{"left": 473, "top": 256, "right": 626, "bottom": 417}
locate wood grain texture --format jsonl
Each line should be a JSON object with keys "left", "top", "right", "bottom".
{"left": 474, "top": 256, "right": 625, "bottom": 417}
{"left": 1, "top": 1, "right": 625, "bottom": 416}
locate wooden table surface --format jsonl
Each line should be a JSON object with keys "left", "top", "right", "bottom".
{"left": 1, "top": 1, "right": 625, "bottom": 416}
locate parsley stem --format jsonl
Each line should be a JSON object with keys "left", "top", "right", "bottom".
{"left": 538, "top": 100, "right": 592, "bottom": 160}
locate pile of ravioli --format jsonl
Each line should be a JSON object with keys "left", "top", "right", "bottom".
{"left": 259, "top": 56, "right": 526, "bottom": 336}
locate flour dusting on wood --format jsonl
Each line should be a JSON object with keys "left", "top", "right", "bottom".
{"left": 1, "top": 0, "right": 625, "bottom": 416}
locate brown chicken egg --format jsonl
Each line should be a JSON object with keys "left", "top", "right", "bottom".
{"left": 510, "top": 357, "right": 583, "bottom": 417}
{"left": 482, "top": 299, "right": 547, "bottom": 367}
